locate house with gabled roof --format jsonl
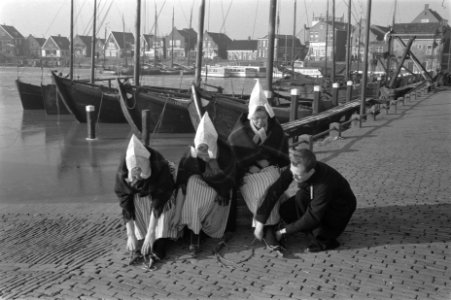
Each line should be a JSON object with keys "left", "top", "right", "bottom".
{"left": 0, "top": 24, "right": 25, "bottom": 57}
{"left": 227, "top": 39, "right": 258, "bottom": 61}
{"left": 74, "top": 35, "right": 92, "bottom": 57}
{"left": 104, "top": 31, "right": 135, "bottom": 58}
{"left": 142, "top": 34, "right": 166, "bottom": 59}
{"left": 41, "top": 35, "right": 70, "bottom": 59}
{"left": 389, "top": 4, "right": 450, "bottom": 72}
{"left": 165, "top": 27, "right": 197, "bottom": 59}
{"left": 25, "top": 35, "right": 46, "bottom": 58}
{"left": 258, "top": 34, "right": 305, "bottom": 62}
{"left": 204, "top": 31, "right": 232, "bottom": 60}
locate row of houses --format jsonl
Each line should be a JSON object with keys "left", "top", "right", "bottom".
{"left": 1, "top": 4, "right": 449, "bottom": 70}
{"left": 0, "top": 25, "right": 306, "bottom": 64}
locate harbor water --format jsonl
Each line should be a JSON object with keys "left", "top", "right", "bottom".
{"left": 0, "top": 67, "right": 259, "bottom": 204}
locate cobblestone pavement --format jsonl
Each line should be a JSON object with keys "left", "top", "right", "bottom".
{"left": 1, "top": 88, "right": 450, "bottom": 300}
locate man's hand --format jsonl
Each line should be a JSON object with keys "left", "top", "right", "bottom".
{"left": 215, "top": 194, "right": 229, "bottom": 206}
{"left": 253, "top": 221, "right": 264, "bottom": 240}
{"left": 142, "top": 231, "right": 155, "bottom": 255}
{"left": 126, "top": 234, "right": 138, "bottom": 252}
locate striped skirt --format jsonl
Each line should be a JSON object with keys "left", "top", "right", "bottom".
{"left": 240, "top": 165, "right": 281, "bottom": 227}
{"left": 133, "top": 161, "right": 180, "bottom": 241}
{"left": 180, "top": 175, "right": 231, "bottom": 238}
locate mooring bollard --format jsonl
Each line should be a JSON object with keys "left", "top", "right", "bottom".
{"left": 346, "top": 81, "right": 353, "bottom": 102}
{"left": 332, "top": 83, "right": 339, "bottom": 106}
{"left": 313, "top": 85, "right": 321, "bottom": 114}
{"left": 297, "top": 134, "right": 313, "bottom": 151}
{"left": 141, "top": 109, "right": 151, "bottom": 147}
{"left": 329, "top": 122, "right": 341, "bottom": 139}
{"left": 390, "top": 99, "right": 398, "bottom": 113}
{"left": 398, "top": 96, "right": 404, "bottom": 106}
{"left": 86, "top": 105, "right": 96, "bottom": 140}
{"left": 351, "top": 113, "right": 360, "bottom": 128}
{"left": 289, "top": 88, "right": 300, "bottom": 122}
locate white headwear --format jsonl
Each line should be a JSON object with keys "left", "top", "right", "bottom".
{"left": 125, "top": 134, "right": 151, "bottom": 181}
{"left": 191, "top": 112, "right": 218, "bottom": 159}
{"left": 247, "top": 79, "right": 275, "bottom": 120}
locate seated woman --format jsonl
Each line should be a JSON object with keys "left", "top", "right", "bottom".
{"left": 114, "top": 135, "right": 180, "bottom": 267}
{"left": 174, "top": 112, "right": 236, "bottom": 256}
{"left": 228, "top": 80, "right": 289, "bottom": 250}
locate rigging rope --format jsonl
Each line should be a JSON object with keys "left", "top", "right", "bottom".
{"left": 251, "top": 0, "right": 260, "bottom": 39}
{"left": 151, "top": 98, "right": 169, "bottom": 137}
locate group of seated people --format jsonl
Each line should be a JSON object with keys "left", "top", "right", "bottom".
{"left": 114, "top": 80, "right": 357, "bottom": 267}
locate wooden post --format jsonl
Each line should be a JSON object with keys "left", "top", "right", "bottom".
{"left": 313, "top": 85, "right": 321, "bottom": 114}
{"left": 69, "top": 0, "right": 74, "bottom": 80}
{"left": 332, "top": 83, "right": 339, "bottom": 106}
{"left": 194, "top": 0, "right": 206, "bottom": 87}
{"left": 133, "top": 0, "right": 141, "bottom": 86}
{"left": 346, "top": 80, "right": 353, "bottom": 102}
{"left": 86, "top": 105, "right": 96, "bottom": 140}
{"left": 289, "top": 88, "right": 299, "bottom": 121}
{"left": 266, "top": 0, "right": 277, "bottom": 106}
{"left": 90, "top": 0, "right": 97, "bottom": 84}
{"left": 141, "top": 109, "right": 150, "bottom": 146}
{"left": 359, "top": 0, "right": 372, "bottom": 128}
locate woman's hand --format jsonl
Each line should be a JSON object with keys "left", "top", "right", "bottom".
{"left": 142, "top": 231, "right": 155, "bottom": 255}
{"left": 126, "top": 234, "right": 138, "bottom": 252}
{"left": 257, "top": 159, "right": 270, "bottom": 168}
{"left": 215, "top": 194, "right": 229, "bottom": 206}
{"left": 249, "top": 165, "right": 261, "bottom": 174}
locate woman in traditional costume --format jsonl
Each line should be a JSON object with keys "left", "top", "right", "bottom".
{"left": 228, "top": 80, "right": 289, "bottom": 250}
{"left": 115, "top": 135, "right": 179, "bottom": 267}
{"left": 174, "top": 113, "right": 236, "bottom": 256}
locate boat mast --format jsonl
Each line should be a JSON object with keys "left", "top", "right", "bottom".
{"left": 134, "top": 0, "right": 141, "bottom": 86}
{"left": 154, "top": 1, "right": 157, "bottom": 67}
{"left": 386, "top": 0, "right": 397, "bottom": 83}
{"left": 331, "top": 0, "right": 335, "bottom": 83}
{"left": 70, "top": 0, "right": 74, "bottom": 80}
{"left": 324, "top": 0, "right": 329, "bottom": 78}
{"left": 90, "top": 0, "right": 97, "bottom": 84}
{"left": 345, "top": 0, "right": 352, "bottom": 81}
{"left": 291, "top": 0, "right": 297, "bottom": 75}
{"left": 171, "top": 5, "right": 175, "bottom": 68}
{"left": 194, "top": 0, "right": 206, "bottom": 87}
{"left": 266, "top": 0, "right": 277, "bottom": 101}
{"left": 359, "top": 0, "right": 372, "bottom": 121}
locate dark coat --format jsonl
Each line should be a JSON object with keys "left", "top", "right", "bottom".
{"left": 114, "top": 147, "right": 175, "bottom": 222}
{"left": 227, "top": 114, "right": 289, "bottom": 181}
{"left": 176, "top": 139, "right": 236, "bottom": 199}
{"left": 256, "top": 161, "right": 356, "bottom": 237}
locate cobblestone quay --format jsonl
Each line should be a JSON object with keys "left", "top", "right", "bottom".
{"left": 1, "top": 88, "right": 450, "bottom": 299}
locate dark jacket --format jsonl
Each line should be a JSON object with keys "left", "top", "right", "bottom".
{"left": 256, "top": 161, "right": 356, "bottom": 235}
{"left": 228, "top": 114, "right": 289, "bottom": 181}
{"left": 114, "top": 147, "right": 175, "bottom": 222}
{"left": 176, "top": 139, "right": 236, "bottom": 199}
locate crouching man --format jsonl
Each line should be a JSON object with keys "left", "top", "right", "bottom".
{"left": 254, "top": 147, "right": 356, "bottom": 252}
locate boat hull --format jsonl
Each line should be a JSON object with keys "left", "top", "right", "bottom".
{"left": 15, "top": 79, "right": 44, "bottom": 110}
{"left": 117, "top": 81, "right": 195, "bottom": 135}
{"left": 52, "top": 73, "right": 126, "bottom": 123}
{"left": 41, "top": 84, "right": 70, "bottom": 115}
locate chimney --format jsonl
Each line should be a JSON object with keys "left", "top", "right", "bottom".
{"left": 425, "top": 4, "right": 429, "bottom": 10}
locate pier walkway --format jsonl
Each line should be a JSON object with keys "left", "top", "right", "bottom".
{"left": 1, "top": 87, "right": 450, "bottom": 300}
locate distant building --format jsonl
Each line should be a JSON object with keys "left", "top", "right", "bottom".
{"left": 73, "top": 35, "right": 92, "bottom": 57}
{"left": 257, "top": 34, "right": 305, "bottom": 63}
{"left": 104, "top": 31, "right": 135, "bottom": 58}
{"left": 391, "top": 4, "right": 450, "bottom": 72}
{"left": 142, "top": 34, "right": 166, "bottom": 60}
{"left": 227, "top": 39, "right": 258, "bottom": 61}
{"left": 165, "top": 28, "right": 197, "bottom": 59}
{"left": 203, "top": 31, "right": 232, "bottom": 60}
{"left": 25, "top": 35, "right": 45, "bottom": 58}
{"left": 41, "top": 35, "right": 70, "bottom": 60}
{"left": 306, "top": 16, "right": 348, "bottom": 62}
{"left": 0, "top": 24, "right": 25, "bottom": 57}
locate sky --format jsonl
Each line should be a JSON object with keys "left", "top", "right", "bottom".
{"left": 1, "top": 0, "right": 450, "bottom": 43}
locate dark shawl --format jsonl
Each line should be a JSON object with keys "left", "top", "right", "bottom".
{"left": 176, "top": 139, "right": 236, "bottom": 199}
{"left": 227, "top": 114, "right": 289, "bottom": 180}
{"left": 114, "top": 147, "right": 175, "bottom": 222}
{"left": 255, "top": 162, "right": 357, "bottom": 236}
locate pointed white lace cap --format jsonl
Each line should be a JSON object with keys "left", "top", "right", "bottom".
{"left": 247, "top": 79, "right": 275, "bottom": 120}
{"left": 193, "top": 112, "right": 218, "bottom": 159}
{"left": 125, "top": 134, "right": 151, "bottom": 180}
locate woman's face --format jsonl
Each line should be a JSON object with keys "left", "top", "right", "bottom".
{"left": 196, "top": 143, "right": 210, "bottom": 162}
{"left": 250, "top": 108, "right": 268, "bottom": 130}
{"left": 130, "top": 167, "right": 143, "bottom": 183}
